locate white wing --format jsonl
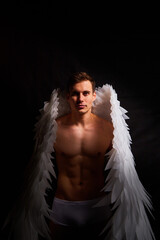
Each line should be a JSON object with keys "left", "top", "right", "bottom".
{"left": 93, "top": 84, "right": 155, "bottom": 240}
{"left": 4, "top": 89, "right": 60, "bottom": 240}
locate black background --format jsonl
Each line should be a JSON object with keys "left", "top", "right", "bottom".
{"left": 1, "top": 3, "right": 160, "bottom": 239}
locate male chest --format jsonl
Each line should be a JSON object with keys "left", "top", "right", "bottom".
{"left": 54, "top": 127, "right": 109, "bottom": 157}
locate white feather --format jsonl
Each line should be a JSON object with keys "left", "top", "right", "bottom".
{"left": 97, "top": 84, "right": 155, "bottom": 240}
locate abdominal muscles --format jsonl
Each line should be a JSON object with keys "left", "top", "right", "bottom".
{"left": 55, "top": 154, "right": 106, "bottom": 201}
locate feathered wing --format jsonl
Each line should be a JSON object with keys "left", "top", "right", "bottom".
{"left": 4, "top": 89, "right": 61, "bottom": 240}
{"left": 93, "top": 84, "right": 155, "bottom": 240}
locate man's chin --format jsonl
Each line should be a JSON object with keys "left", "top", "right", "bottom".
{"left": 77, "top": 108, "right": 89, "bottom": 114}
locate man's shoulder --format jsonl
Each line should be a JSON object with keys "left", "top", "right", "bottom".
{"left": 55, "top": 114, "right": 70, "bottom": 125}
{"left": 94, "top": 114, "right": 113, "bottom": 130}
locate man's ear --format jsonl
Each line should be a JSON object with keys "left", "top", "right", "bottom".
{"left": 93, "top": 91, "right": 96, "bottom": 101}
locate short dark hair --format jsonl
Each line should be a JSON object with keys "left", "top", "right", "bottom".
{"left": 67, "top": 72, "right": 96, "bottom": 93}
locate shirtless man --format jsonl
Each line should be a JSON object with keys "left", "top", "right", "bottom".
{"left": 49, "top": 72, "right": 113, "bottom": 239}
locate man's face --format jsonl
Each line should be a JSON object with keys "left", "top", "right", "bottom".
{"left": 67, "top": 80, "right": 96, "bottom": 114}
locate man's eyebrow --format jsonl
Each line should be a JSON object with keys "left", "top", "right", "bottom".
{"left": 71, "top": 90, "right": 91, "bottom": 93}
{"left": 71, "top": 90, "right": 79, "bottom": 93}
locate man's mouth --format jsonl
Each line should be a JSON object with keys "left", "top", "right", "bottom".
{"left": 77, "top": 105, "right": 86, "bottom": 109}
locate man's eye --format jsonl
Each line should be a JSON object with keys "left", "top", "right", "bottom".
{"left": 71, "top": 92, "right": 78, "bottom": 96}
{"left": 83, "top": 91, "right": 90, "bottom": 96}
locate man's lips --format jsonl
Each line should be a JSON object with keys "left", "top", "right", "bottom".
{"left": 77, "top": 105, "right": 86, "bottom": 109}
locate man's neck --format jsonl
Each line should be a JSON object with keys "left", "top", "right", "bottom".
{"left": 70, "top": 110, "right": 94, "bottom": 127}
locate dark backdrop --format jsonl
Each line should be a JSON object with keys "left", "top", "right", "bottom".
{"left": 1, "top": 3, "right": 160, "bottom": 239}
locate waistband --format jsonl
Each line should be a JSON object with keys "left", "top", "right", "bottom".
{"left": 53, "top": 196, "right": 105, "bottom": 206}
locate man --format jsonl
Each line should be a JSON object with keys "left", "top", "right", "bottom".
{"left": 4, "top": 72, "right": 155, "bottom": 240}
{"left": 49, "top": 72, "right": 113, "bottom": 239}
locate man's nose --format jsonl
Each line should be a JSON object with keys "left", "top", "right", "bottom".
{"left": 78, "top": 93, "right": 84, "bottom": 102}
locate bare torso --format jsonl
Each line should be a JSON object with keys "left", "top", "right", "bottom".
{"left": 54, "top": 113, "right": 113, "bottom": 201}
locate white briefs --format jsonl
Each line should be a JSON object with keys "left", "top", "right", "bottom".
{"left": 50, "top": 196, "right": 111, "bottom": 227}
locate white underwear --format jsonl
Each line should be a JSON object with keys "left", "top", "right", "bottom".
{"left": 49, "top": 196, "right": 111, "bottom": 227}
